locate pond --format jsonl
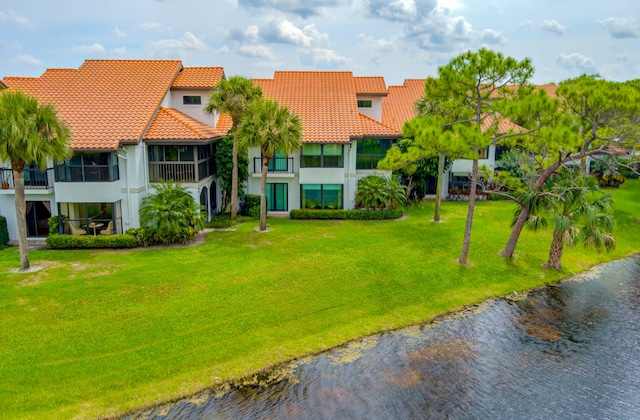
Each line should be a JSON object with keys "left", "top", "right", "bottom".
{"left": 131, "top": 256, "right": 640, "bottom": 419}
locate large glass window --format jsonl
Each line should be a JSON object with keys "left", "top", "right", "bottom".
{"left": 266, "top": 183, "right": 288, "bottom": 211}
{"left": 55, "top": 152, "right": 119, "bottom": 182}
{"left": 301, "top": 184, "right": 343, "bottom": 209}
{"left": 57, "top": 201, "right": 122, "bottom": 235}
{"left": 356, "top": 138, "right": 395, "bottom": 169}
{"left": 183, "top": 96, "right": 202, "bottom": 105}
{"left": 301, "top": 144, "right": 343, "bottom": 168}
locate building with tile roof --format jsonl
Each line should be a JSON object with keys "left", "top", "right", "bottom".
{"left": 247, "top": 71, "right": 401, "bottom": 212}
{"left": 0, "top": 60, "right": 228, "bottom": 240}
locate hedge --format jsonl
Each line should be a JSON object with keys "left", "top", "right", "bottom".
{"left": 243, "top": 194, "right": 261, "bottom": 218}
{"left": 0, "top": 215, "right": 9, "bottom": 247}
{"left": 289, "top": 208, "right": 404, "bottom": 220}
{"left": 46, "top": 234, "right": 138, "bottom": 249}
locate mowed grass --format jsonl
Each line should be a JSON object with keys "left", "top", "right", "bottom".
{"left": 1, "top": 180, "right": 638, "bottom": 419}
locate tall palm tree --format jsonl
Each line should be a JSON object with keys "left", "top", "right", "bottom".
{"left": 236, "top": 99, "right": 302, "bottom": 231}
{"left": 0, "top": 90, "right": 71, "bottom": 270}
{"left": 205, "top": 76, "right": 262, "bottom": 219}
{"left": 525, "top": 170, "right": 616, "bottom": 270}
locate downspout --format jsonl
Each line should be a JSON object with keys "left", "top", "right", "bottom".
{"left": 117, "top": 148, "right": 132, "bottom": 229}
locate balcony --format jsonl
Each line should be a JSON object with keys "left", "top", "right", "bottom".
{"left": 0, "top": 167, "right": 54, "bottom": 190}
{"left": 253, "top": 157, "right": 294, "bottom": 175}
{"left": 149, "top": 162, "right": 197, "bottom": 183}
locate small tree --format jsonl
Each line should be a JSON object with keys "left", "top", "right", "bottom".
{"left": 139, "top": 180, "right": 204, "bottom": 243}
{"left": 0, "top": 90, "right": 71, "bottom": 270}
{"left": 205, "top": 76, "right": 263, "bottom": 219}
{"left": 236, "top": 99, "right": 302, "bottom": 231}
{"left": 355, "top": 174, "right": 407, "bottom": 210}
{"left": 215, "top": 134, "right": 249, "bottom": 212}
{"left": 524, "top": 170, "right": 615, "bottom": 270}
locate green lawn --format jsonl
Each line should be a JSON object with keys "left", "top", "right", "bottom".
{"left": 1, "top": 180, "right": 638, "bottom": 419}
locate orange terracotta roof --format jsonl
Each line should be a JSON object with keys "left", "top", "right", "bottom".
{"left": 358, "top": 113, "right": 400, "bottom": 138}
{"left": 535, "top": 84, "right": 558, "bottom": 98}
{"left": 382, "top": 79, "right": 425, "bottom": 131}
{"left": 172, "top": 67, "right": 224, "bottom": 89}
{"left": 354, "top": 76, "right": 387, "bottom": 95}
{"left": 216, "top": 113, "right": 233, "bottom": 134}
{"left": 2, "top": 59, "right": 183, "bottom": 150}
{"left": 145, "top": 107, "right": 226, "bottom": 141}
{"left": 254, "top": 71, "right": 365, "bottom": 143}
{"left": 481, "top": 114, "right": 527, "bottom": 134}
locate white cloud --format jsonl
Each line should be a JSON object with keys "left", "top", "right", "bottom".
{"left": 244, "top": 25, "right": 260, "bottom": 43}
{"left": 598, "top": 17, "right": 640, "bottom": 39}
{"left": 238, "top": 44, "right": 276, "bottom": 59}
{"left": 557, "top": 53, "right": 596, "bottom": 72}
{"left": 437, "top": 0, "right": 463, "bottom": 11}
{"left": 11, "top": 54, "right": 42, "bottom": 65}
{"left": 309, "top": 48, "right": 348, "bottom": 66}
{"left": 113, "top": 27, "right": 126, "bottom": 38}
{"left": 481, "top": 29, "right": 505, "bottom": 44}
{"left": 216, "top": 45, "right": 231, "bottom": 54}
{"left": 0, "top": 9, "right": 32, "bottom": 29}
{"left": 406, "top": 8, "right": 473, "bottom": 51}
{"left": 358, "top": 0, "right": 438, "bottom": 22}
{"left": 263, "top": 20, "right": 328, "bottom": 47}
{"left": 68, "top": 43, "right": 106, "bottom": 54}
{"left": 110, "top": 47, "right": 127, "bottom": 55}
{"left": 357, "top": 34, "right": 396, "bottom": 52}
{"left": 237, "top": 0, "right": 342, "bottom": 17}
{"left": 541, "top": 19, "right": 565, "bottom": 36}
{"left": 147, "top": 32, "right": 209, "bottom": 57}
{"left": 139, "top": 22, "right": 173, "bottom": 34}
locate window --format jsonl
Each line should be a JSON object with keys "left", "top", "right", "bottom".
{"left": 479, "top": 147, "right": 489, "bottom": 159}
{"left": 356, "top": 138, "right": 395, "bottom": 169}
{"left": 301, "top": 184, "right": 343, "bottom": 209}
{"left": 301, "top": 144, "right": 343, "bottom": 168}
{"left": 266, "top": 183, "right": 288, "bottom": 211}
{"left": 55, "top": 152, "right": 119, "bottom": 182}
{"left": 183, "top": 96, "right": 202, "bottom": 105}
{"left": 358, "top": 100, "right": 372, "bottom": 108}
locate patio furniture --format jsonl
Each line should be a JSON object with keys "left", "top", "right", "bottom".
{"left": 100, "top": 221, "right": 114, "bottom": 236}
{"left": 67, "top": 222, "right": 87, "bottom": 236}
{"left": 88, "top": 222, "right": 103, "bottom": 236}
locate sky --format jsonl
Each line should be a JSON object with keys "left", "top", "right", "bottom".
{"left": 1, "top": 0, "right": 639, "bottom": 87}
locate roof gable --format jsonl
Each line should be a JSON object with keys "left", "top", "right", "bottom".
{"left": 254, "top": 71, "right": 364, "bottom": 143}
{"left": 145, "top": 107, "right": 227, "bottom": 141}
{"left": 355, "top": 76, "right": 387, "bottom": 95}
{"left": 172, "top": 67, "right": 225, "bottom": 89}
{"left": 3, "top": 59, "right": 183, "bottom": 150}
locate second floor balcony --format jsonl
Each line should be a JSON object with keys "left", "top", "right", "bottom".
{"left": 253, "top": 157, "right": 294, "bottom": 175}
{"left": 1, "top": 167, "right": 54, "bottom": 190}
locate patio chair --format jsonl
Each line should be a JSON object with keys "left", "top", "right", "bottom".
{"left": 67, "top": 222, "right": 86, "bottom": 236}
{"left": 100, "top": 221, "right": 114, "bottom": 236}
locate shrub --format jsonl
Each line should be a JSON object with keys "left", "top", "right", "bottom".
{"left": 290, "top": 208, "right": 404, "bottom": 220}
{"left": 0, "top": 215, "right": 8, "bottom": 247}
{"left": 205, "top": 214, "right": 254, "bottom": 229}
{"left": 355, "top": 175, "right": 407, "bottom": 210}
{"left": 125, "top": 227, "right": 196, "bottom": 246}
{"left": 46, "top": 234, "right": 138, "bottom": 249}
{"left": 48, "top": 216, "right": 59, "bottom": 234}
{"left": 243, "top": 194, "right": 261, "bottom": 218}
{"left": 599, "top": 173, "right": 626, "bottom": 188}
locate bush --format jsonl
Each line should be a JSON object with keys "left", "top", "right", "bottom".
{"left": 48, "top": 216, "right": 59, "bottom": 234}
{"left": 243, "top": 194, "right": 261, "bottom": 218}
{"left": 290, "top": 208, "right": 404, "bottom": 220}
{"left": 205, "top": 214, "right": 254, "bottom": 229}
{"left": 599, "top": 173, "right": 626, "bottom": 188}
{"left": 46, "top": 234, "right": 138, "bottom": 249}
{"left": 125, "top": 227, "right": 197, "bottom": 246}
{"left": 0, "top": 215, "right": 8, "bottom": 247}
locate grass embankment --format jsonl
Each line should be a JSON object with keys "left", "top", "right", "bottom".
{"left": 1, "top": 180, "right": 638, "bottom": 419}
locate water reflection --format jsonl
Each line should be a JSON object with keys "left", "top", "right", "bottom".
{"left": 132, "top": 257, "right": 640, "bottom": 419}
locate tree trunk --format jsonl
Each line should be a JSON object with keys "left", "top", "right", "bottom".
{"left": 230, "top": 130, "right": 239, "bottom": 219}
{"left": 12, "top": 163, "right": 29, "bottom": 270}
{"left": 260, "top": 156, "right": 270, "bottom": 231}
{"left": 459, "top": 159, "right": 478, "bottom": 264}
{"left": 434, "top": 151, "right": 445, "bottom": 222}
{"left": 543, "top": 229, "right": 564, "bottom": 270}
{"left": 500, "top": 161, "right": 561, "bottom": 258}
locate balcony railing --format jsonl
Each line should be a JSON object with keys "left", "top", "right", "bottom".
{"left": 149, "top": 162, "right": 197, "bottom": 183}
{"left": 253, "top": 157, "right": 294, "bottom": 174}
{"left": 1, "top": 168, "right": 54, "bottom": 190}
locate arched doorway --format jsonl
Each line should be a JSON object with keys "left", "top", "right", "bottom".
{"left": 200, "top": 187, "right": 208, "bottom": 221}
{"left": 209, "top": 182, "right": 217, "bottom": 216}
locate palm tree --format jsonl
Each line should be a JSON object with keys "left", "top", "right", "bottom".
{"left": 140, "top": 180, "right": 204, "bottom": 234}
{"left": 355, "top": 175, "right": 407, "bottom": 210}
{"left": 524, "top": 170, "right": 616, "bottom": 270}
{"left": 236, "top": 99, "right": 302, "bottom": 231}
{"left": 205, "top": 76, "right": 262, "bottom": 219}
{"left": 0, "top": 90, "right": 71, "bottom": 270}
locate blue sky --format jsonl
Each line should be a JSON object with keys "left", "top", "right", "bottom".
{"left": 1, "top": 0, "right": 638, "bottom": 86}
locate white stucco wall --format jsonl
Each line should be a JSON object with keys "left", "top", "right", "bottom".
{"left": 168, "top": 90, "right": 218, "bottom": 127}
{"left": 356, "top": 95, "right": 383, "bottom": 121}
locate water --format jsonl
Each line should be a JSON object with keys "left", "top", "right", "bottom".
{"left": 132, "top": 257, "right": 640, "bottom": 419}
